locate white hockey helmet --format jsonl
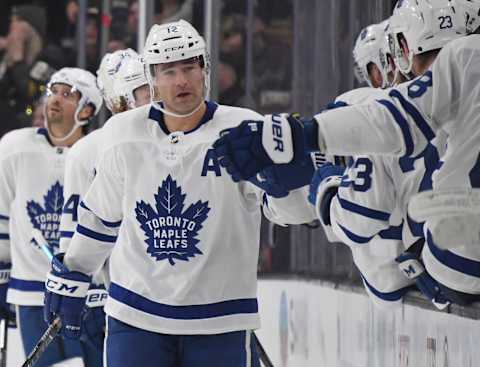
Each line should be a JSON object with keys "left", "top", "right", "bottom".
{"left": 143, "top": 19, "right": 210, "bottom": 117}
{"left": 112, "top": 54, "right": 149, "bottom": 109}
{"left": 96, "top": 48, "right": 138, "bottom": 112}
{"left": 455, "top": 0, "right": 480, "bottom": 33}
{"left": 353, "top": 20, "right": 393, "bottom": 88}
{"left": 390, "top": 0, "right": 465, "bottom": 76}
{"left": 46, "top": 67, "right": 102, "bottom": 142}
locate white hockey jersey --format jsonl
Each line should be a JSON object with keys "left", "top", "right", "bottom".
{"left": 64, "top": 102, "right": 315, "bottom": 335}
{"left": 315, "top": 35, "right": 480, "bottom": 295}
{"left": 59, "top": 128, "right": 109, "bottom": 289}
{"left": 0, "top": 128, "right": 68, "bottom": 305}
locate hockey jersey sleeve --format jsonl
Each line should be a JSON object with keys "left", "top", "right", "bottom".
{"left": 262, "top": 186, "right": 317, "bottom": 226}
{"left": 314, "top": 36, "right": 476, "bottom": 159}
{"left": 329, "top": 156, "right": 399, "bottom": 246}
{"left": 64, "top": 148, "right": 123, "bottom": 275}
{"left": 239, "top": 181, "right": 316, "bottom": 226}
{"left": 0, "top": 136, "right": 15, "bottom": 263}
{"left": 59, "top": 151, "right": 95, "bottom": 253}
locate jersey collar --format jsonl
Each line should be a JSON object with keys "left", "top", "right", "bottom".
{"left": 148, "top": 101, "right": 218, "bottom": 136}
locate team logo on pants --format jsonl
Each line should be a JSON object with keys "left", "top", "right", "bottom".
{"left": 26, "top": 181, "right": 64, "bottom": 249}
{"left": 135, "top": 175, "right": 210, "bottom": 265}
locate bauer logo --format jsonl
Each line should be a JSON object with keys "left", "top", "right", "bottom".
{"left": 135, "top": 175, "right": 210, "bottom": 265}
{"left": 27, "top": 181, "right": 64, "bottom": 249}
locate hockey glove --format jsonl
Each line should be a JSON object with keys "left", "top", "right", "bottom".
{"left": 81, "top": 284, "right": 108, "bottom": 350}
{"left": 44, "top": 253, "right": 91, "bottom": 339}
{"left": 212, "top": 113, "right": 319, "bottom": 182}
{"left": 308, "top": 164, "right": 345, "bottom": 225}
{"left": 395, "top": 251, "right": 450, "bottom": 310}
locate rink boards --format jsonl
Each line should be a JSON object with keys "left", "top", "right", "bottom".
{"left": 256, "top": 278, "right": 480, "bottom": 367}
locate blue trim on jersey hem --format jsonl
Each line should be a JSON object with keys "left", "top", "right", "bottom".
{"left": 361, "top": 275, "right": 408, "bottom": 301}
{"left": 376, "top": 99, "right": 414, "bottom": 157}
{"left": 389, "top": 89, "right": 436, "bottom": 141}
{"left": 337, "top": 223, "right": 373, "bottom": 244}
{"left": 77, "top": 225, "right": 117, "bottom": 243}
{"left": 337, "top": 197, "right": 390, "bottom": 221}
{"left": 60, "top": 231, "right": 74, "bottom": 239}
{"left": 109, "top": 282, "right": 258, "bottom": 320}
{"left": 0, "top": 215, "right": 8, "bottom": 220}
{"left": 10, "top": 278, "right": 44, "bottom": 292}
{"left": 0, "top": 234, "right": 9, "bottom": 240}
{"left": 148, "top": 101, "right": 218, "bottom": 135}
{"left": 80, "top": 201, "right": 122, "bottom": 228}
{"left": 426, "top": 231, "right": 480, "bottom": 278}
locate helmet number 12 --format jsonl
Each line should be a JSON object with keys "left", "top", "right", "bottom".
{"left": 167, "top": 25, "right": 178, "bottom": 33}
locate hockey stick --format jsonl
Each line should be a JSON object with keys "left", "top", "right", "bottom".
{"left": 253, "top": 332, "right": 274, "bottom": 367}
{"left": 21, "top": 230, "right": 68, "bottom": 367}
{"left": 21, "top": 317, "right": 62, "bottom": 367}
{"left": 0, "top": 318, "right": 7, "bottom": 367}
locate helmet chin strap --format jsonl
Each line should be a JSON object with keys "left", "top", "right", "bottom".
{"left": 151, "top": 99, "right": 205, "bottom": 119}
{"left": 148, "top": 68, "right": 210, "bottom": 119}
{"left": 43, "top": 103, "right": 87, "bottom": 145}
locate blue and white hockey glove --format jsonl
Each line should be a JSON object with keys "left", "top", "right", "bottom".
{"left": 308, "top": 164, "right": 345, "bottom": 225}
{"left": 44, "top": 254, "right": 91, "bottom": 339}
{"left": 81, "top": 284, "right": 108, "bottom": 350}
{"left": 395, "top": 251, "right": 450, "bottom": 310}
{"left": 212, "top": 113, "right": 319, "bottom": 182}
{"left": 247, "top": 155, "right": 316, "bottom": 198}
{"left": 0, "top": 262, "right": 14, "bottom": 321}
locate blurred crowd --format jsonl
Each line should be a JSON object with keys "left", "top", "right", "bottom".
{"left": 0, "top": 0, "right": 293, "bottom": 138}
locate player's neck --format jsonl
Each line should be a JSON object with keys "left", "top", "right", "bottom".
{"left": 163, "top": 102, "right": 207, "bottom": 133}
{"left": 48, "top": 124, "right": 84, "bottom": 147}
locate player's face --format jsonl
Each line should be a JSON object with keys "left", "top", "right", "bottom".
{"left": 46, "top": 83, "right": 81, "bottom": 127}
{"left": 133, "top": 84, "right": 151, "bottom": 107}
{"left": 153, "top": 59, "right": 205, "bottom": 115}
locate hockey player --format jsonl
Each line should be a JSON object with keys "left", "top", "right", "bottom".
{"left": 312, "top": 0, "right": 465, "bottom": 308}
{"left": 311, "top": 19, "right": 415, "bottom": 309}
{"left": 353, "top": 20, "right": 396, "bottom": 89}
{"left": 45, "top": 19, "right": 315, "bottom": 367}
{"left": 58, "top": 49, "right": 148, "bottom": 365}
{"left": 213, "top": 0, "right": 480, "bottom": 303}
{"left": 0, "top": 67, "right": 102, "bottom": 366}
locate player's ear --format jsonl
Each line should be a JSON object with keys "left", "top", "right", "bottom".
{"left": 78, "top": 104, "right": 95, "bottom": 121}
{"left": 399, "top": 36, "right": 410, "bottom": 58}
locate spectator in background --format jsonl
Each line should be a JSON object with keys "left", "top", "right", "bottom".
{"left": 218, "top": 61, "right": 245, "bottom": 107}
{"left": 0, "top": 4, "right": 46, "bottom": 137}
{"left": 154, "top": 0, "right": 195, "bottom": 24}
{"left": 31, "top": 95, "right": 46, "bottom": 128}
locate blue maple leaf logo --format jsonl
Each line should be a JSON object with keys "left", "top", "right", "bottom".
{"left": 26, "top": 181, "right": 64, "bottom": 249}
{"left": 135, "top": 175, "right": 210, "bottom": 266}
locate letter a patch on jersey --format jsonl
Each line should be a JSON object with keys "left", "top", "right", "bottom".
{"left": 135, "top": 175, "right": 210, "bottom": 265}
{"left": 26, "top": 181, "right": 64, "bottom": 249}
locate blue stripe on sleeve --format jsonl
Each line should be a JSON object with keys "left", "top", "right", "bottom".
{"left": 376, "top": 99, "right": 414, "bottom": 157}
{"left": 426, "top": 231, "right": 480, "bottom": 278}
{"left": 9, "top": 278, "right": 44, "bottom": 292}
{"left": 337, "top": 223, "right": 374, "bottom": 244}
{"left": 0, "top": 234, "right": 9, "bottom": 240}
{"left": 60, "top": 231, "right": 74, "bottom": 239}
{"left": 361, "top": 275, "right": 410, "bottom": 302}
{"left": 77, "top": 225, "right": 117, "bottom": 243}
{"left": 378, "top": 224, "right": 403, "bottom": 240}
{"left": 0, "top": 215, "right": 8, "bottom": 220}
{"left": 109, "top": 282, "right": 258, "bottom": 320}
{"left": 337, "top": 197, "right": 390, "bottom": 221}
{"left": 80, "top": 201, "right": 122, "bottom": 228}
{"left": 389, "top": 89, "right": 436, "bottom": 141}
